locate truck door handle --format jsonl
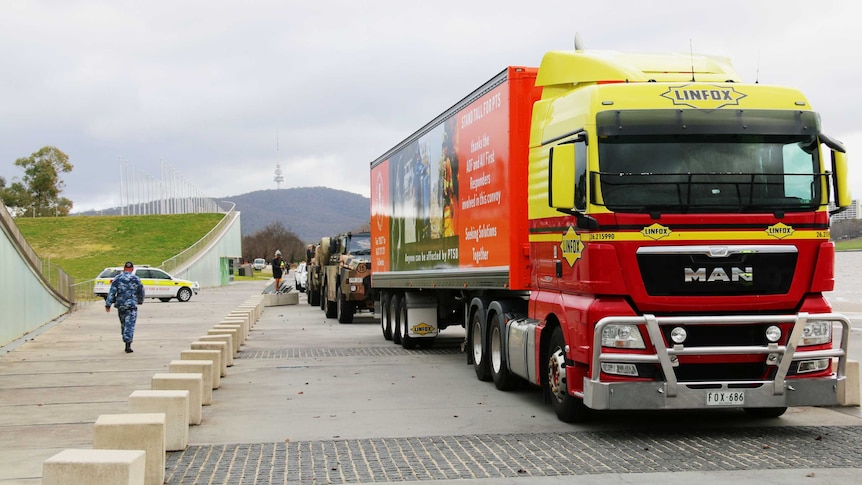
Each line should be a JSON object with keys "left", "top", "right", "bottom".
{"left": 555, "top": 260, "right": 562, "bottom": 278}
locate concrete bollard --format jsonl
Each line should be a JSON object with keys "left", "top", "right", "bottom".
{"left": 151, "top": 373, "right": 203, "bottom": 422}
{"left": 221, "top": 317, "right": 248, "bottom": 341}
{"left": 93, "top": 413, "right": 165, "bottom": 485}
{"left": 181, "top": 349, "right": 222, "bottom": 384}
{"left": 836, "top": 359, "right": 861, "bottom": 406}
{"left": 208, "top": 327, "right": 240, "bottom": 354}
{"left": 190, "top": 341, "right": 229, "bottom": 376}
{"left": 168, "top": 360, "right": 213, "bottom": 404}
{"left": 214, "top": 324, "right": 244, "bottom": 347}
{"left": 237, "top": 304, "right": 260, "bottom": 323}
{"left": 264, "top": 292, "right": 299, "bottom": 306}
{"left": 129, "top": 390, "right": 189, "bottom": 451}
{"left": 43, "top": 449, "right": 145, "bottom": 485}
{"left": 196, "top": 334, "right": 234, "bottom": 363}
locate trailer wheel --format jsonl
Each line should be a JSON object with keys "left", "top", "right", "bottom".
{"left": 471, "top": 311, "right": 491, "bottom": 382}
{"left": 337, "top": 285, "right": 354, "bottom": 323}
{"left": 547, "top": 326, "right": 590, "bottom": 423}
{"left": 391, "top": 293, "right": 402, "bottom": 344}
{"left": 398, "top": 295, "right": 417, "bottom": 349}
{"left": 490, "top": 314, "right": 517, "bottom": 390}
{"left": 743, "top": 407, "right": 787, "bottom": 419}
{"left": 380, "top": 293, "right": 393, "bottom": 340}
{"left": 324, "top": 282, "right": 337, "bottom": 318}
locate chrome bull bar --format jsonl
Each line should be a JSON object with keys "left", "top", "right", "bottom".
{"left": 582, "top": 313, "right": 850, "bottom": 410}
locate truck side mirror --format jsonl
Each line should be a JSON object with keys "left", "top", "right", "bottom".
{"left": 832, "top": 150, "right": 851, "bottom": 209}
{"left": 549, "top": 138, "right": 587, "bottom": 212}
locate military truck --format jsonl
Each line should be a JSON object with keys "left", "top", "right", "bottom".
{"left": 313, "top": 232, "right": 375, "bottom": 323}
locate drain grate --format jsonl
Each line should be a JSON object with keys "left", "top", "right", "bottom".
{"left": 166, "top": 426, "right": 862, "bottom": 484}
{"left": 238, "top": 345, "right": 462, "bottom": 359}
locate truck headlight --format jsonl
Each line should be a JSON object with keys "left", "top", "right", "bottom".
{"left": 800, "top": 321, "right": 831, "bottom": 346}
{"left": 601, "top": 363, "right": 639, "bottom": 376}
{"left": 601, "top": 324, "right": 645, "bottom": 349}
{"left": 796, "top": 359, "right": 830, "bottom": 374}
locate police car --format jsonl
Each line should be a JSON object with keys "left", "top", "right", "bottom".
{"left": 94, "top": 265, "right": 200, "bottom": 302}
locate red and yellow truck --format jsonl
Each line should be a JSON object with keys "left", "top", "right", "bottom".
{"left": 369, "top": 48, "right": 851, "bottom": 422}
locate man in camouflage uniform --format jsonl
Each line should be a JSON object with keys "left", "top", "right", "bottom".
{"left": 105, "top": 261, "right": 145, "bottom": 353}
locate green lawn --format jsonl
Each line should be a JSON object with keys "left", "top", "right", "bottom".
{"left": 836, "top": 238, "right": 862, "bottom": 251}
{"left": 14, "top": 213, "right": 226, "bottom": 282}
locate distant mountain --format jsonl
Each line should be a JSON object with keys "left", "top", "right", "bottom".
{"left": 76, "top": 187, "right": 371, "bottom": 243}
{"left": 219, "top": 187, "right": 370, "bottom": 242}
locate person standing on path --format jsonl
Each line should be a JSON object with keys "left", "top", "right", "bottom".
{"left": 105, "top": 261, "right": 145, "bottom": 353}
{"left": 271, "top": 250, "right": 286, "bottom": 293}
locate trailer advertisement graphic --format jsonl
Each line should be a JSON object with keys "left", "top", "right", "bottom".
{"left": 372, "top": 83, "right": 510, "bottom": 272}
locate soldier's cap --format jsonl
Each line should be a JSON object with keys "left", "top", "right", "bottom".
{"left": 124, "top": 261, "right": 134, "bottom": 270}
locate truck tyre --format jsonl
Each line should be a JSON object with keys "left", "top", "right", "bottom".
{"left": 743, "top": 407, "right": 787, "bottom": 419}
{"left": 308, "top": 281, "right": 320, "bottom": 306}
{"left": 398, "top": 295, "right": 417, "bottom": 349}
{"left": 319, "top": 282, "right": 326, "bottom": 311}
{"left": 490, "top": 314, "right": 517, "bottom": 390}
{"left": 324, "top": 283, "right": 337, "bottom": 318}
{"left": 547, "top": 326, "right": 590, "bottom": 423}
{"left": 391, "top": 294, "right": 403, "bottom": 344}
{"left": 337, "top": 285, "right": 354, "bottom": 323}
{"left": 381, "top": 293, "right": 393, "bottom": 340}
{"left": 471, "top": 311, "right": 491, "bottom": 382}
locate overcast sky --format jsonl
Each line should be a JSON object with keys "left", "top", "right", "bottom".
{"left": 1, "top": 0, "right": 860, "bottom": 213}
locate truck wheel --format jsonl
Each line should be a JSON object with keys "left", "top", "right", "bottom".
{"left": 337, "top": 285, "right": 354, "bottom": 323}
{"left": 391, "top": 294, "right": 402, "bottom": 344}
{"left": 398, "top": 295, "right": 417, "bottom": 349}
{"left": 743, "top": 407, "right": 787, "bottom": 419}
{"left": 547, "top": 326, "right": 590, "bottom": 423}
{"left": 324, "top": 283, "right": 337, "bottom": 318}
{"left": 381, "top": 293, "right": 393, "bottom": 340}
{"left": 308, "top": 278, "right": 319, "bottom": 306}
{"left": 471, "top": 311, "right": 491, "bottom": 381}
{"left": 490, "top": 314, "right": 517, "bottom": 390}
{"left": 319, "top": 283, "right": 326, "bottom": 311}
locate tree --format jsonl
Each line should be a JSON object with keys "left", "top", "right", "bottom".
{"left": 241, "top": 222, "right": 305, "bottom": 264}
{"left": 1, "top": 146, "right": 73, "bottom": 217}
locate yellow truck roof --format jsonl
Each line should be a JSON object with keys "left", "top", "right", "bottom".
{"left": 536, "top": 50, "right": 741, "bottom": 87}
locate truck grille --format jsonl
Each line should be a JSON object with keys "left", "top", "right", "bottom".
{"left": 637, "top": 248, "right": 797, "bottom": 296}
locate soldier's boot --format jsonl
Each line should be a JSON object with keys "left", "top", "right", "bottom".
{"left": 125, "top": 342, "right": 133, "bottom": 353}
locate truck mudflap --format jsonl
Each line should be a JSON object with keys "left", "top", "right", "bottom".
{"left": 582, "top": 313, "right": 850, "bottom": 411}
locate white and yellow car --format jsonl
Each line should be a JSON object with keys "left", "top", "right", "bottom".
{"left": 94, "top": 265, "right": 200, "bottom": 302}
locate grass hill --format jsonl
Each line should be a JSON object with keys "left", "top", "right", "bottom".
{"left": 14, "top": 213, "right": 224, "bottom": 282}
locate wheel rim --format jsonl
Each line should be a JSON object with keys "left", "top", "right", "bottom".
{"left": 471, "top": 317, "right": 483, "bottom": 364}
{"left": 490, "top": 325, "right": 502, "bottom": 373}
{"left": 548, "top": 348, "right": 567, "bottom": 403}
{"left": 381, "top": 296, "right": 389, "bottom": 333}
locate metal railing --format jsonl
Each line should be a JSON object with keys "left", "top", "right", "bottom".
{"left": 161, "top": 201, "right": 236, "bottom": 274}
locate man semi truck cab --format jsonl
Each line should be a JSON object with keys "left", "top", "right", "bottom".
{"left": 370, "top": 47, "right": 851, "bottom": 422}
{"left": 534, "top": 50, "right": 850, "bottom": 420}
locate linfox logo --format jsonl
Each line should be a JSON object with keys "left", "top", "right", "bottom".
{"left": 411, "top": 323, "right": 435, "bottom": 335}
{"left": 661, "top": 84, "right": 747, "bottom": 110}
{"left": 766, "top": 222, "right": 795, "bottom": 239}
{"left": 641, "top": 223, "right": 671, "bottom": 241}
{"left": 560, "top": 226, "right": 583, "bottom": 266}
{"left": 684, "top": 267, "right": 753, "bottom": 283}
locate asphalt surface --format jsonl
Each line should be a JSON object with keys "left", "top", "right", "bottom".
{"left": 2, "top": 271, "right": 862, "bottom": 484}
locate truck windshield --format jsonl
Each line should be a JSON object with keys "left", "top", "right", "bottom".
{"left": 594, "top": 110, "right": 824, "bottom": 213}
{"left": 348, "top": 234, "right": 372, "bottom": 255}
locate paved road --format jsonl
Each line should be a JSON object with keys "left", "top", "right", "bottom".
{"left": 2, "top": 261, "right": 862, "bottom": 484}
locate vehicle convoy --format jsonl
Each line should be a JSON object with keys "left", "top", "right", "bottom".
{"left": 310, "top": 232, "right": 375, "bottom": 323}
{"left": 369, "top": 46, "right": 852, "bottom": 422}
{"left": 94, "top": 265, "right": 200, "bottom": 302}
